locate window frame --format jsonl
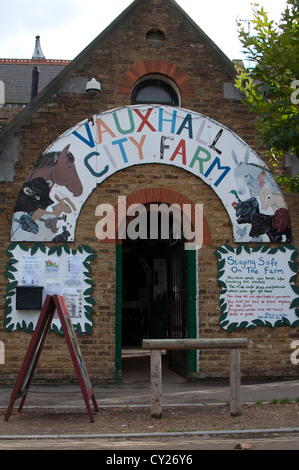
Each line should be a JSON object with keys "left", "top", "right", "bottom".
{"left": 131, "top": 75, "right": 181, "bottom": 106}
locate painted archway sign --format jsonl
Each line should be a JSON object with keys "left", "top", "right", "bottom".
{"left": 11, "top": 105, "right": 292, "bottom": 243}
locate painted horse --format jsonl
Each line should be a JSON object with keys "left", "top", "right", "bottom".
{"left": 27, "top": 144, "right": 83, "bottom": 197}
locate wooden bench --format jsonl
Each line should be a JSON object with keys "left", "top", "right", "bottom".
{"left": 142, "top": 338, "right": 248, "bottom": 418}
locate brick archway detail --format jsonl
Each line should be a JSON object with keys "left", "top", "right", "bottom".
{"left": 100, "top": 187, "right": 211, "bottom": 245}
{"left": 117, "top": 60, "right": 195, "bottom": 98}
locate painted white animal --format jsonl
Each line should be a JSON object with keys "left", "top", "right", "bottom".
{"left": 258, "top": 188, "right": 288, "bottom": 212}
{"left": 232, "top": 150, "right": 278, "bottom": 197}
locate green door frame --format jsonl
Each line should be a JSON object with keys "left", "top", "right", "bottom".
{"left": 114, "top": 244, "right": 198, "bottom": 382}
{"left": 187, "top": 249, "right": 198, "bottom": 378}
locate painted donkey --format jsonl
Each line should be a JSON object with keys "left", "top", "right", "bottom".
{"left": 232, "top": 149, "right": 277, "bottom": 197}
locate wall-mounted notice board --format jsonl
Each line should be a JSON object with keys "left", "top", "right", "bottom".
{"left": 215, "top": 244, "right": 299, "bottom": 331}
{"left": 4, "top": 243, "right": 96, "bottom": 335}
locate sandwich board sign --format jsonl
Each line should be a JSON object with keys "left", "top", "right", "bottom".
{"left": 4, "top": 294, "right": 99, "bottom": 423}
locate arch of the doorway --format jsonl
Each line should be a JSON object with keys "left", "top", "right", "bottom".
{"left": 100, "top": 187, "right": 211, "bottom": 245}
{"left": 117, "top": 60, "right": 195, "bottom": 98}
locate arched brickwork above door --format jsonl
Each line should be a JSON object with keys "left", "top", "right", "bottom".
{"left": 117, "top": 60, "right": 195, "bottom": 98}
{"left": 100, "top": 187, "right": 211, "bottom": 246}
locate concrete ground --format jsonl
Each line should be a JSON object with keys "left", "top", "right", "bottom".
{"left": 1, "top": 354, "right": 298, "bottom": 409}
{"left": 0, "top": 353, "right": 298, "bottom": 450}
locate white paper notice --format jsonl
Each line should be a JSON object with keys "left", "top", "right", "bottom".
{"left": 63, "top": 288, "right": 84, "bottom": 318}
{"left": 20, "top": 256, "right": 41, "bottom": 285}
{"left": 64, "top": 275, "right": 82, "bottom": 287}
{"left": 45, "top": 282, "right": 61, "bottom": 296}
{"left": 67, "top": 255, "right": 82, "bottom": 276}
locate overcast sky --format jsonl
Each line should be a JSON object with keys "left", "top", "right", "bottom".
{"left": 0, "top": 0, "right": 287, "bottom": 62}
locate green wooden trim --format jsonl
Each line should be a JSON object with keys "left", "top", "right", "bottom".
{"left": 114, "top": 245, "right": 198, "bottom": 380}
{"left": 187, "top": 249, "right": 198, "bottom": 377}
{"left": 114, "top": 244, "right": 122, "bottom": 381}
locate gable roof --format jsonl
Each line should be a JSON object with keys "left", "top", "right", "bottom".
{"left": 0, "top": 0, "right": 236, "bottom": 151}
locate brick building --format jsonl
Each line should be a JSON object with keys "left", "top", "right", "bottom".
{"left": 0, "top": 0, "right": 298, "bottom": 384}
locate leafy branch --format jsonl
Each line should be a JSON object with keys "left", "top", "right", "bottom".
{"left": 235, "top": 0, "right": 299, "bottom": 191}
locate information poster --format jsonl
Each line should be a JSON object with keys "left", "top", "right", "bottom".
{"left": 44, "top": 257, "right": 60, "bottom": 276}
{"left": 215, "top": 244, "right": 299, "bottom": 331}
{"left": 4, "top": 243, "right": 96, "bottom": 335}
{"left": 20, "top": 256, "right": 41, "bottom": 285}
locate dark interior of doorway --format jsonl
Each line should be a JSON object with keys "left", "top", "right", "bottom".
{"left": 122, "top": 238, "right": 169, "bottom": 345}
{"left": 121, "top": 221, "right": 188, "bottom": 378}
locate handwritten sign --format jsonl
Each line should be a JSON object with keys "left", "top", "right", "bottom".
{"left": 215, "top": 244, "right": 299, "bottom": 331}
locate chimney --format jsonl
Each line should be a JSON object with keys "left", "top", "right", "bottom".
{"left": 32, "top": 35, "right": 45, "bottom": 59}
{"left": 30, "top": 66, "right": 39, "bottom": 101}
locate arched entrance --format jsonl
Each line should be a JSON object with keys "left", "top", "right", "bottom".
{"left": 113, "top": 188, "right": 211, "bottom": 380}
{"left": 121, "top": 213, "right": 187, "bottom": 376}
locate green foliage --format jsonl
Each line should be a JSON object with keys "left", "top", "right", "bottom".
{"left": 235, "top": 0, "right": 299, "bottom": 191}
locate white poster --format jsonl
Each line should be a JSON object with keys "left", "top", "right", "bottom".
{"left": 67, "top": 255, "right": 82, "bottom": 276}
{"left": 45, "top": 281, "right": 61, "bottom": 296}
{"left": 44, "top": 257, "right": 60, "bottom": 277}
{"left": 216, "top": 244, "right": 299, "bottom": 331}
{"left": 20, "top": 256, "right": 41, "bottom": 285}
{"left": 63, "top": 288, "right": 84, "bottom": 318}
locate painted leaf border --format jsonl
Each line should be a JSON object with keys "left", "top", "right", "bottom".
{"left": 215, "top": 243, "right": 299, "bottom": 331}
{"left": 3, "top": 243, "right": 97, "bottom": 335}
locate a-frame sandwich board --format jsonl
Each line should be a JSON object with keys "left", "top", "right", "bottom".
{"left": 4, "top": 294, "right": 99, "bottom": 423}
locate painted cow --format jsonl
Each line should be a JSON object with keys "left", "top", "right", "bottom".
{"left": 249, "top": 211, "right": 292, "bottom": 242}
{"left": 14, "top": 177, "right": 54, "bottom": 213}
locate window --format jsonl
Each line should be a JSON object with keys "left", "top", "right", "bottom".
{"left": 146, "top": 29, "right": 165, "bottom": 48}
{"left": 131, "top": 77, "right": 180, "bottom": 106}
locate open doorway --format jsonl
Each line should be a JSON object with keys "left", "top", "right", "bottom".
{"left": 121, "top": 212, "right": 188, "bottom": 378}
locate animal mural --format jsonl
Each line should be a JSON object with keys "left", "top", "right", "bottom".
{"left": 231, "top": 150, "right": 292, "bottom": 242}
{"left": 12, "top": 145, "right": 82, "bottom": 241}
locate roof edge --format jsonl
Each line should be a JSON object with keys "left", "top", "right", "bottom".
{"left": 168, "top": 0, "right": 236, "bottom": 78}
{"left": 0, "top": 58, "right": 71, "bottom": 65}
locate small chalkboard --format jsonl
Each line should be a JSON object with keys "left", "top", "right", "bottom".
{"left": 4, "top": 294, "right": 99, "bottom": 422}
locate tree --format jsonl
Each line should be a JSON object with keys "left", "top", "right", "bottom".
{"left": 235, "top": 0, "right": 299, "bottom": 192}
